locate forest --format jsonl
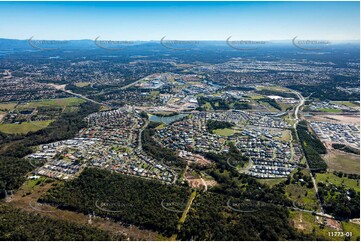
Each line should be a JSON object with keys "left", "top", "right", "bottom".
{"left": 296, "top": 121, "right": 327, "bottom": 171}
{"left": 177, "top": 192, "right": 317, "bottom": 240}
{"left": 197, "top": 96, "right": 251, "bottom": 111}
{"left": 206, "top": 119, "right": 233, "bottom": 132}
{"left": 258, "top": 97, "right": 282, "bottom": 111}
{"left": 39, "top": 168, "right": 191, "bottom": 237}
{"left": 0, "top": 204, "right": 122, "bottom": 240}
{"left": 332, "top": 143, "right": 360, "bottom": 155}
{"left": 318, "top": 183, "right": 360, "bottom": 220}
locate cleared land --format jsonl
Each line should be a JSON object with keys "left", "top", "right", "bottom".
{"left": 323, "top": 150, "right": 360, "bottom": 175}
{"left": 289, "top": 211, "right": 354, "bottom": 241}
{"left": 317, "top": 108, "right": 342, "bottom": 113}
{"left": 75, "top": 82, "right": 91, "bottom": 87}
{"left": 0, "top": 102, "right": 17, "bottom": 111}
{"left": 0, "top": 120, "right": 54, "bottom": 134}
{"left": 306, "top": 114, "right": 360, "bottom": 125}
{"left": 0, "top": 112, "right": 5, "bottom": 122}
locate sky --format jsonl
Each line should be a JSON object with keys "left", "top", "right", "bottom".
{"left": 0, "top": 1, "right": 359, "bottom": 41}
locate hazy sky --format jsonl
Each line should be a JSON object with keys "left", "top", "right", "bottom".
{"left": 0, "top": 1, "right": 359, "bottom": 41}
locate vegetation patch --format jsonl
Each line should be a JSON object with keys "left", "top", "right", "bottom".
{"left": 297, "top": 121, "right": 327, "bottom": 171}
{"left": 40, "top": 168, "right": 191, "bottom": 237}
{"left": 331, "top": 143, "right": 360, "bottom": 155}
{"left": 206, "top": 119, "right": 233, "bottom": 133}
{"left": 0, "top": 203, "right": 121, "bottom": 240}
{"left": 178, "top": 192, "right": 314, "bottom": 240}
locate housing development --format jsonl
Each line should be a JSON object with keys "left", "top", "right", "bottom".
{"left": 0, "top": 1, "right": 360, "bottom": 241}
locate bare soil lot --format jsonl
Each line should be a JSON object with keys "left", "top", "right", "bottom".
{"left": 307, "top": 114, "right": 360, "bottom": 125}
{"left": 323, "top": 150, "right": 360, "bottom": 174}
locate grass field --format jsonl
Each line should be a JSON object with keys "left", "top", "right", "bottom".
{"left": 323, "top": 150, "right": 360, "bottom": 175}
{"left": 285, "top": 183, "right": 320, "bottom": 211}
{"left": 285, "top": 169, "right": 321, "bottom": 211}
{"left": 272, "top": 130, "right": 291, "bottom": 141}
{"left": 17, "top": 98, "right": 85, "bottom": 109}
{"left": 213, "top": 128, "right": 235, "bottom": 136}
{"left": 315, "top": 172, "right": 360, "bottom": 192}
{"left": 248, "top": 94, "right": 264, "bottom": 100}
{"left": 279, "top": 102, "right": 294, "bottom": 112}
{"left": 332, "top": 101, "right": 359, "bottom": 108}
{"left": 75, "top": 82, "right": 91, "bottom": 87}
{"left": 318, "top": 108, "right": 342, "bottom": 113}
{"left": 0, "top": 102, "right": 17, "bottom": 111}
{"left": 341, "top": 221, "right": 360, "bottom": 240}
{"left": 257, "top": 85, "right": 289, "bottom": 92}
{"left": 0, "top": 120, "right": 54, "bottom": 134}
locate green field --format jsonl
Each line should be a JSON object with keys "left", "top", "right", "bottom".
{"left": 0, "top": 102, "right": 17, "bottom": 111}
{"left": 332, "top": 101, "right": 359, "bottom": 108}
{"left": 213, "top": 128, "right": 235, "bottom": 136}
{"left": 315, "top": 172, "right": 360, "bottom": 192}
{"left": 248, "top": 93, "right": 264, "bottom": 100}
{"left": 318, "top": 108, "right": 342, "bottom": 113}
{"left": 17, "top": 98, "right": 85, "bottom": 109}
{"left": 285, "top": 183, "right": 320, "bottom": 211}
{"left": 341, "top": 221, "right": 360, "bottom": 240}
{"left": 75, "top": 82, "right": 91, "bottom": 87}
{"left": 0, "top": 120, "right": 54, "bottom": 134}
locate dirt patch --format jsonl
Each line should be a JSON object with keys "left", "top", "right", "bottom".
{"left": 307, "top": 114, "right": 360, "bottom": 125}
{"left": 0, "top": 113, "right": 5, "bottom": 122}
